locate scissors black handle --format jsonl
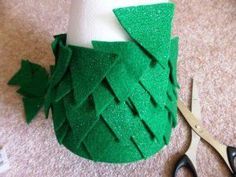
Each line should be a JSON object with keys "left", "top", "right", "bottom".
{"left": 227, "top": 146, "right": 236, "bottom": 177}
{"left": 173, "top": 154, "right": 198, "bottom": 177}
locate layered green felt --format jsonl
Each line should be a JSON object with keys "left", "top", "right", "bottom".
{"left": 92, "top": 41, "right": 150, "bottom": 102}
{"left": 8, "top": 60, "right": 49, "bottom": 123}
{"left": 69, "top": 46, "right": 118, "bottom": 107}
{"left": 8, "top": 3, "right": 179, "bottom": 163}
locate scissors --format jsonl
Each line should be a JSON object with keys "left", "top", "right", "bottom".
{"left": 173, "top": 79, "right": 236, "bottom": 177}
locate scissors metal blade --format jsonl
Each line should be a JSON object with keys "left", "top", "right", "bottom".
{"left": 178, "top": 100, "right": 233, "bottom": 174}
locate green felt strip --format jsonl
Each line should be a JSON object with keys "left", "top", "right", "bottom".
{"left": 69, "top": 46, "right": 118, "bottom": 107}
{"left": 114, "top": 3, "right": 174, "bottom": 67}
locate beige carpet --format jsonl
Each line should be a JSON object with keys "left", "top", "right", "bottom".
{"left": 0, "top": 0, "right": 235, "bottom": 177}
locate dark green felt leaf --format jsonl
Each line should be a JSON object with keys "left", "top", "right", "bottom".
{"left": 114, "top": 3, "right": 174, "bottom": 67}
{"left": 23, "top": 97, "right": 44, "bottom": 124}
{"left": 69, "top": 46, "right": 118, "bottom": 106}
{"left": 50, "top": 41, "right": 72, "bottom": 87}
{"left": 44, "top": 36, "right": 72, "bottom": 117}
{"left": 140, "top": 64, "right": 169, "bottom": 109}
{"left": 9, "top": 60, "right": 48, "bottom": 123}
{"left": 18, "top": 67, "right": 48, "bottom": 97}
{"left": 51, "top": 34, "right": 67, "bottom": 60}
{"left": 101, "top": 98, "right": 164, "bottom": 158}
{"left": 8, "top": 60, "right": 32, "bottom": 86}
{"left": 83, "top": 119, "right": 145, "bottom": 162}
{"left": 64, "top": 94, "right": 99, "bottom": 148}
{"left": 92, "top": 80, "right": 114, "bottom": 116}
{"left": 8, "top": 60, "right": 49, "bottom": 97}
{"left": 92, "top": 41, "right": 150, "bottom": 81}
{"left": 93, "top": 41, "right": 151, "bottom": 102}
{"left": 92, "top": 41, "right": 150, "bottom": 102}
{"left": 130, "top": 83, "right": 168, "bottom": 142}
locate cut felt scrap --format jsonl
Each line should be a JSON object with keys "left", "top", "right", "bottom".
{"left": 8, "top": 2, "right": 179, "bottom": 163}
{"left": 8, "top": 60, "right": 49, "bottom": 124}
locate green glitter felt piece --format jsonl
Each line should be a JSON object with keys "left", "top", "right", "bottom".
{"left": 8, "top": 3, "right": 179, "bottom": 163}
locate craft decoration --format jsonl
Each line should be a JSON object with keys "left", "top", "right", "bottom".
{"left": 8, "top": 3, "right": 179, "bottom": 163}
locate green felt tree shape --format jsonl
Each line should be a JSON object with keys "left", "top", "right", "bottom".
{"left": 8, "top": 3, "right": 179, "bottom": 163}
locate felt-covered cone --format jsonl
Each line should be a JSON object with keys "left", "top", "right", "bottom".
{"left": 8, "top": 3, "right": 179, "bottom": 163}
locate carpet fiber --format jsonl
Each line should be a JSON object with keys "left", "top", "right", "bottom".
{"left": 0, "top": 0, "right": 235, "bottom": 176}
